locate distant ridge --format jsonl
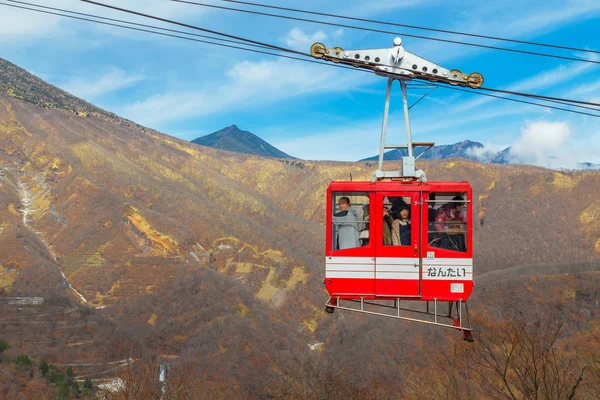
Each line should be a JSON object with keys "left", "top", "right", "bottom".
{"left": 360, "top": 142, "right": 600, "bottom": 169}
{"left": 579, "top": 162, "right": 600, "bottom": 170}
{"left": 359, "top": 140, "right": 511, "bottom": 164}
{"left": 191, "top": 125, "right": 295, "bottom": 159}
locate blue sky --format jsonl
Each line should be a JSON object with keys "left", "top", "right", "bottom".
{"left": 1, "top": 0, "right": 599, "bottom": 167}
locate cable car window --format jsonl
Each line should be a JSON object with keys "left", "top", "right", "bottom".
{"left": 428, "top": 193, "right": 468, "bottom": 252}
{"left": 332, "top": 192, "right": 369, "bottom": 250}
{"left": 383, "top": 196, "right": 411, "bottom": 246}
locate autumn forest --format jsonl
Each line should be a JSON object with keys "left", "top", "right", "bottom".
{"left": 1, "top": 57, "right": 600, "bottom": 399}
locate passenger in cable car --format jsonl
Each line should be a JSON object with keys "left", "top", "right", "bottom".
{"left": 434, "top": 196, "right": 467, "bottom": 252}
{"left": 332, "top": 196, "right": 360, "bottom": 250}
{"left": 390, "top": 197, "right": 409, "bottom": 219}
{"left": 434, "top": 196, "right": 465, "bottom": 232}
{"left": 392, "top": 204, "right": 411, "bottom": 246}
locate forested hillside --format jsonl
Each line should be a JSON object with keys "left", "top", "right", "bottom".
{"left": 1, "top": 61, "right": 599, "bottom": 398}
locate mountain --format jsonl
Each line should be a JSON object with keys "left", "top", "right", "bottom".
{"left": 2, "top": 57, "right": 600, "bottom": 397}
{"left": 360, "top": 139, "right": 495, "bottom": 162}
{"left": 361, "top": 140, "right": 600, "bottom": 170}
{"left": 579, "top": 161, "right": 600, "bottom": 170}
{"left": 191, "top": 124, "right": 295, "bottom": 159}
{"left": 490, "top": 145, "right": 512, "bottom": 164}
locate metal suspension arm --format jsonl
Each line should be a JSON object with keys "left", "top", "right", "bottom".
{"left": 311, "top": 37, "right": 484, "bottom": 88}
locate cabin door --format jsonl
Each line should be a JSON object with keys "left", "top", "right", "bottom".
{"left": 374, "top": 192, "right": 421, "bottom": 297}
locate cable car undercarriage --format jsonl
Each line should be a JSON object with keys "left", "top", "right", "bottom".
{"left": 326, "top": 297, "right": 474, "bottom": 342}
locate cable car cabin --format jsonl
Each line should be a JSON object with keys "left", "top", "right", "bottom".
{"left": 325, "top": 180, "right": 473, "bottom": 305}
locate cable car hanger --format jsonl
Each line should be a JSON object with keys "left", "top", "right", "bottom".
{"left": 318, "top": 38, "right": 478, "bottom": 341}
{"left": 311, "top": 37, "right": 484, "bottom": 183}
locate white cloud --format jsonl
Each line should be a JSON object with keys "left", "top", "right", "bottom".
{"left": 566, "top": 79, "right": 600, "bottom": 99}
{"left": 465, "top": 143, "right": 507, "bottom": 162}
{"left": 509, "top": 120, "right": 572, "bottom": 167}
{"left": 283, "top": 28, "right": 327, "bottom": 51}
{"left": 61, "top": 67, "right": 146, "bottom": 100}
{"left": 121, "top": 57, "right": 375, "bottom": 127}
{"left": 333, "top": 28, "right": 344, "bottom": 39}
{"left": 502, "top": 119, "right": 600, "bottom": 169}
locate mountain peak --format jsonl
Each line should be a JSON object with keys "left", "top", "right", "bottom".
{"left": 191, "top": 126, "right": 295, "bottom": 159}
{"left": 219, "top": 124, "right": 240, "bottom": 133}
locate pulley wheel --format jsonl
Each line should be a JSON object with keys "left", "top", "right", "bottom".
{"left": 310, "top": 42, "right": 326, "bottom": 58}
{"left": 467, "top": 72, "right": 484, "bottom": 88}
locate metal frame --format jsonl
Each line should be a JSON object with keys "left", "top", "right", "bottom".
{"left": 326, "top": 296, "right": 473, "bottom": 332}
{"left": 426, "top": 200, "right": 471, "bottom": 203}
{"left": 375, "top": 78, "right": 416, "bottom": 180}
{"left": 310, "top": 38, "right": 484, "bottom": 89}
{"left": 372, "top": 77, "right": 434, "bottom": 182}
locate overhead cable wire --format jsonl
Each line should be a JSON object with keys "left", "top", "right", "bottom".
{"left": 546, "top": 98, "right": 600, "bottom": 112}
{"left": 478, "top": 87, "right": 600, "bottom": 107}
{"left": 6, "top": 0, "right": 275, "bottom": 51}
{"left": 83, "top": 0, "right": 600, "bottom": 109}
{"left": 81, "top": 0, "right": 310, "bottom": 57}
{"left": 170, "top": 0, "right": 600, "bottom": 65}
{"left": 407, "top": 80, "right": 600, "bottom": 116}
{"left": 435, "top": 84, "right": 600, "bottom": 118}
{"left": 215, "top": 0, "right": 600, "bottom": 56}
{"left": 486, "top": 90, "right": 600, "bottom": 112}
{"left": 2, "top": 2, "right": 598, "bottom": 118}
{"left": 0, "top": 1, "right": 371, "bottom": 75}
{"left": 526, "top": 96, "right": 600, "bottom": 113}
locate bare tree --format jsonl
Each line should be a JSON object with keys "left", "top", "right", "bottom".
{"left": 468, "top": 315, "right": 586, "bottom": 400}
{"left": 106, "top": 355, "right": 161, "bottom": 400}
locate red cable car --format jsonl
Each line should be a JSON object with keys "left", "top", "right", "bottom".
{"left": 312, "top": 38, "right": 483, "bottom": 340}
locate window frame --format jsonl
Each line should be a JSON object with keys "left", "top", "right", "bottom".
{"left": 424, "top": 191, "right": 471, "bottom": 255}
{"left": 329, "top": 191, "right": 374, "bottom": 255}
